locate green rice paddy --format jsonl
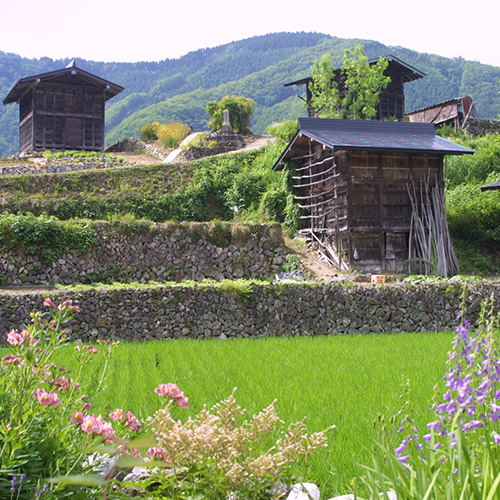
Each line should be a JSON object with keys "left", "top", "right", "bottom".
{"left": 52, "top": 331, "right": 453, "bottom": 496}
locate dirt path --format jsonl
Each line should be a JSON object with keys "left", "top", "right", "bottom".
{"left": 284, "top": 237, "right": 361, "bottom": 283}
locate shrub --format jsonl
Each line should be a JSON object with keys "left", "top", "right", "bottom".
{"left": 225, "top": 171, "right": 267, "bottom": 212}
{"left": 142, "top": 391, "right": 332, "bottom": 499}
{"left": 444, "top": 133, "right": 500, "bottom": 188}
{"left": 71, "top": 388, "right": 332, "bottom": 499}
{"left": 156, "top": 122, "right": 192, "bottom": 149}
{"left": 141, "top": 121, "right": 191, "bottom": 148}
{"left": 206, "top": 96, "right": 255, "bottom": 135}
{"left": 140, "top": 122, "right": 160, "bottom": 142}
{"left": 0, "top": 299, "right": 119, "bottom": 499}
{"left": 259, "top": 187, "right": 288, "bottom": 223}
{"left": 446, "top": 184, "right": 500, "bottom": 246}
{"left": 0, "top": 213, "right": 98, "bottom": 254}
{"left": 266, "top": 120, "right": 298, "bottom": 147}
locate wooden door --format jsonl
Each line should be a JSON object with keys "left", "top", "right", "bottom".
{"left": 66, "top": 117, "right": 83, "bottom": 148}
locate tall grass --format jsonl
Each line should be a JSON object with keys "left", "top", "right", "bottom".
{"left": 49, "top": 332, "right": 452, "bottom": 496}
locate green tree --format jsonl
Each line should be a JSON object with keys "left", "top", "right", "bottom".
{"left": 206, "top": 95, "right": 255, "bottom": 134}
{"left": 310, "top": 45, "right": 390, "bottom": 119}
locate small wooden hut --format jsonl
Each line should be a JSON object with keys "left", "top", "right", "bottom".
{"left": 2, "top": 61, "right": 124, "bottom": 153}
{"left": 284, "top": 55, "right": 426, "bottom": 120}
{"left": 274, "top": 118, "right": 474, "bottom": 275}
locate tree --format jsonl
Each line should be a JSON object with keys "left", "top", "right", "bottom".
{"left": 206, "top": 95, "right": 255, "bottom": 134}
{"left": 310, "top": 45, "right": 391, "bottom": 120}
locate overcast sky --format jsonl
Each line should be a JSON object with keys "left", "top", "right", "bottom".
{"left": 0, "top": 0, "right": 499, "bottom": 68}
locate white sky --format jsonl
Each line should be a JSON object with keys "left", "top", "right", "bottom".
{"left": 0, "top": 0, "right": 499, "bottom": 67}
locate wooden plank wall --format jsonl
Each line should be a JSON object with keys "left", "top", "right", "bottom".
{"left": 294, "top": 144, "right": 444, "bottom": 272}
{"left": 29, "top": 84, "right": 105, "bottom": 151}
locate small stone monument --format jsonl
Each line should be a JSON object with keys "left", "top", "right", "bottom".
{"left": 219, "top": 109, "right": 234, "bottom": 134}
{"left": 184, "top": 108, "right": 244, "bottom": 160}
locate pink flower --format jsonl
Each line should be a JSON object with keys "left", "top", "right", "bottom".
{"left": 82, "top": 402, "right": 92, "bottom": 411}
{"left": 176, "top": 396, "right": 189, "bottom": 409}
{"left": 125, "top": 411, "right": 141, "bottom": 431}
{"left": 154, "top": 384, "right": 169, "bottom": 396}
{"left": 70, "top": 411, "right": 84, "bottom": 425}
{"left": 74, "top": 346, "right": 81, "bottom": 352}
{"left": 99, "top": 421, "right": 115, "bottom": 437}
{"left": 2, "top": 354, "right": 21, "bottom": 365}
{"left": 147, "top": 447, "right": 170, "bottom": 462}
{"left": 51, "top": 376, "right": 70, "bottom": 391}
{"left": 109, "top": 409, "right": 123, "bottom": 421}
{"left": 167, "top": 384, "right": 183, "bottom": 399}
{"left": 48, "top": 392, "right": 61, "bottom": 406}
{"left": 154, "top": 383, "right": 189, "bottom": 409}
{"left": 59, "top": 300, "right": 79, "bottom": 312}
{"left": 84, "top": 345, "right": 99, "bottom": 354}
{"left": 7, "top": 329, "right": 28, "bottom": 346}
{"left": 34, "top": 388, "right": 61, "bottom": 406}
{"left": 43, "top": 298, "right": 56, "bottom": 308}
{"left": 81, "top": 415, "right": 101, "bottom": 434}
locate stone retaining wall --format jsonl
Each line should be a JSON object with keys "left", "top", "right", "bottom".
{"left": 465, "top": 118, "right": 500, "bottom": 136}
{"left": 0, "top": 155, "right": 126, "bottom": 176}
{"left": 0, "top": 222, "right": 287, "bottom": 285}
{"left": 1, "top": 280, "right": 498, "bottom": 344}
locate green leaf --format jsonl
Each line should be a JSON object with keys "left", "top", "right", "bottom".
{"left": 49, "top": 474, "right": 106, "bottom": 486}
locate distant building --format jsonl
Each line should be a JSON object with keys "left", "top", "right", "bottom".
{"left": 284, "top": 55, "right": 425, "bottom": 120}
{"left": 274, "top": 118, "right": 473, "bottom": 275}
{"left": 3, "top": 61, "right": 123, "bottom": 154}
{"left": 405, "top": 96, "right": 479, "bottom": 131}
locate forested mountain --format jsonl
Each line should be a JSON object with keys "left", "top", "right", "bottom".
{"left": 1, "top": 31, "right": 499, "bottom": 156}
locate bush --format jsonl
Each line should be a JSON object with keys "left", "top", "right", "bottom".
{"left": 266, "top": 120, "right": 298, "bottom": 147}
{"left": 141, "top": 121, "right": 191, "bottom": 148}
{"left": 0, "top": 300, "right": 120, "bottom": 499}
{"left": 0, "top": 213, "right": 98, "bottom": 255}
{"left": 140, "top": 122, "right": 160, "bottom": 141}
{"left": 206, "top": 96, "right": 255, "bottom": 135}
{"left": 259, "top": 187, "right": 288, "bottom": 223}
{"left": 225, "top": 171, "right": 267, "bottom": 212}
{"left": 444, "top": 133, "right": 500, "bottom": 188}
{"left": 446, "top": 184, "right": 500, "bottom": 246}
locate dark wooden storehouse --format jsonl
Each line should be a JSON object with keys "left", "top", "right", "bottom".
{"left": 2, "top": 61, "right": 124, "bottom": 153}
{"left": 274, "top": 118, "right": 474, "bottom": 275}
{"left": 285, "top": 55, "right": 426, "bottom": 120}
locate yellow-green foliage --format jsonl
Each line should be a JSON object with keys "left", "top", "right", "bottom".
{"left": 141, "top": 121, "right": 192, "bottom": 148}
{"left": 206, "top": 95, "right": 255, "bottom": 134}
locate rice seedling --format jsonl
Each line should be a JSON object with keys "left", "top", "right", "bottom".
{"left": 49, "top": 331, "right": 452, "bottom": 496}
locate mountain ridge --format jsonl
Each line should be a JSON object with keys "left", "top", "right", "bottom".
{"left": 1, "top": 32, "right": 499, "bottom": 156}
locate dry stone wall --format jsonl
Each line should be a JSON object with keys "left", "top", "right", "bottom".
{"left": 0, "top": 222, "right": 286, "bottom": 286}
{"left": 0, "top": 154, "right": 126, "bottom": 176}
{"left": 465, "top": 118, "right": 500, "bottom": 136}
{"left": 0, "top": 280, "right": 498, "bottom": 344}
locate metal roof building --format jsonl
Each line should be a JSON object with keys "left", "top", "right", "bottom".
{"left": 274, "top": 118, "right": 473, "bottom": 275}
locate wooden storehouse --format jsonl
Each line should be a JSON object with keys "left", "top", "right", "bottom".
{"left": 284, "top": 55, "right": 426, "bottom": 120}
{"left": 274, "top": 118, "right": 474, "bottom": 275}
{"left": 2, "top": 61, "right": 124, "bottom": 153}
{"left": 405, "top": 96, "right": 479, "bottom": 131}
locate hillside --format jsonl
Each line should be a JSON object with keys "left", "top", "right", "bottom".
{"left": 1, "top": 31, "right": 500, "bottom": 156}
